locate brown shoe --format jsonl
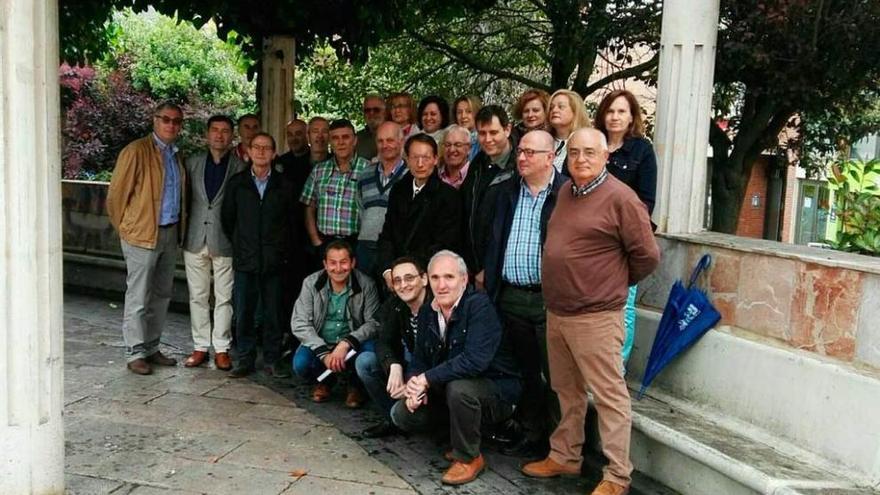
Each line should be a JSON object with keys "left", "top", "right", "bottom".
{"left": 146, "top": 351, "right": 177, "bottom": 367}
{"left": 184, "top": 350, "right": 208, "bottom": 368}
{"left": 126, "top": 358, "right": 152, "bottom": 375}
{"left": 311, "top": 383, "right": 331, "bottom": 403}
{"left": 590, "top": 480, "right": 630, "bottom": 495}
{"left": 344, "top": 386, "right": 365, "bottom": 408}
{"left": 441, "top": 454, "right": 485, "bottom": 485}
{"left": 214, "top": 352, "right": 232, "bottom": 371}
{"left": 522, "top": 457, "right": 580, "bottom": 478}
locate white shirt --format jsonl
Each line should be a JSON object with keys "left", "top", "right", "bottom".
{"left": 432, "top": 289, "right": 465, "bottom": 341}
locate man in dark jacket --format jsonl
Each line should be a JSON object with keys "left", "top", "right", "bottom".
{"left": 221, "top": 132, "right": 298, "bottom": 378}
{"left": 459, "top": 105, "right": 517, "bottom": 279}
{"left": 376, "top": 133, "right": 461, "bottom": 290}
{"left": 391, "top": 250, "right": 520, "bottom": 486}
{"left": 355, "top": 256, "right": 431, "bottom": 438}
{"left": 483, "top": 129, "right": 565, "bottom": 457}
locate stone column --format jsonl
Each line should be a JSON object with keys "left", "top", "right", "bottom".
{"left": 652, "top": 0, "right": 721, "bottom": 234}
{"left": 0, "top": 0, "right": 66, "bottom": 493}
{"left": 260, "top": 36, "right": 296, "bottom": 148}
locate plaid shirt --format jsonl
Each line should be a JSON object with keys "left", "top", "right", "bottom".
{"left": 502, "top": 178, "right": 552, "bottom": 286}
{"left": 300, "top": 156, "right": 370, "bottom": 236}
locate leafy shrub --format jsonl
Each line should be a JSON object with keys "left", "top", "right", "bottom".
{"left": 827, "top": 158, "right": 880, "bottom": 255}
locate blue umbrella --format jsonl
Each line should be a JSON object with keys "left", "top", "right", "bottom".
{"left": 637, "top": 254, "right": 721, "bottom": 399}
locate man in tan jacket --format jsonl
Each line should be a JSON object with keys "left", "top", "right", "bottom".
{"left": 107, "top": 101, "right": 187, "bottom": 375}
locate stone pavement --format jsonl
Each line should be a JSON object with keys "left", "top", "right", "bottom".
{"left": 64, "top": 293, "right": 676, "bottom": 495}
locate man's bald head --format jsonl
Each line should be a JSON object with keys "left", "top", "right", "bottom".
{"left": 286, "top": 119, "right": 308, "bottom": 154}
{"left": 517, "top": 129, "right": 556, "bottom": 185}
{"left": 566, "top": 128, "right": 609, "bottom": 185}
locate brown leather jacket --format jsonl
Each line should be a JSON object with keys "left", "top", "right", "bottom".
{"left": 107, "top": 134, "right": 187, "bottom": 249}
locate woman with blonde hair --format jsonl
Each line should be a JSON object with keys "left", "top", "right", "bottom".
{"left": 453, "top": 95, "right": 482, "bottom": 160}
{"left": 386, "top": 92, "right": 418, "bottom": 138}
{"left": 548, "top": 89, "right": 590, "bottom": 173}
{"left": 595, "top": 88, "right": 658, "bottom": 368}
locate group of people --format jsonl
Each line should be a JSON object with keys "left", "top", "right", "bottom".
{"left": 106, "top": 87, "right": 660, "bottom": 495}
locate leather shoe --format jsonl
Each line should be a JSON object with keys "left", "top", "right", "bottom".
{"left": 522, "top": 457, "right": 580, "bottom": 478}
{"left": 184, "top": 350, "right": 208, "bottom": 368}
{"left": 311, "top": 383, "right": 331, "bottom": 403}
{"left": 362, "top": 420, "right": 400, "bottom": 438}
{"left": 500, "top": 437, "right": 550, "bottom": 458}
{"left": 146, "top": 351, "right": 177, "bottom": 367}
{"left": 214, "top": 352, "right": 232, "bottom": 371}
{"left": 228, "top": 364, "right": 254, "bottom": 378}
{"left": 590, "top": 480, "right": 630, "bottom": 495}
{"left": 126, "top": 358, "right": 152, "bottom": 375}
{"left": 344, "top": 386, "right": 365, "bottom": 408}
{"left": 264, "top": 364, "right": 291, "bottom": 379}
{"left": 441, "top": 454, "right": 485, "bottom": 485}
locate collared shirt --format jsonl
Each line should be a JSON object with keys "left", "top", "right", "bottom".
{"left": 300, "top": 156, "right": 370, "bottom": 236}
{"left": 431, "top": 289, "right": 465, "bottom": 341}
{"left": 320, "top": 286, "right": 351, "bottom": 344}
{"left": 491, "top": 147, "right": 513, "bottom": 170}
{"left": 251, "top": 167, "right": 271, "bottom": 200}
{"left": 572, "top": 167, "right": 608, "bottom": 198}
{"left": 412, "top": 179, "right": 426, "bottom": 199}
{"left": 204, "top": 151, "right": 230, "bottom": 203}
{"left": 439, "top": 161, "right": 470, "bottom": 189}
{"left": 378, "top": 159, "right": 406, "bottom": 188}
{"left": 502, "top": 173, "right": 554, "bottom": 285}
{"left": 153, "top": 133, "right": 180, "bottom": 226}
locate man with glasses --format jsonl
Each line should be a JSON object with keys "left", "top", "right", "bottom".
{"left": 356, "top": 94, "right": 386, "bottom": 160}
{"left": 483, "top": 130, "right": 566, "bottom": 457}
{"left": 355, "top": 256, "right": 430, "bottom": 438}
{"left": 376, "top": 134, "right": 462, "bottom": 291}
{"left": 439, "top": 125, "right": 472, "bottom": 189}
{"left": 522, "top": 128, "right": 659, "bottom": 495}
{"left": 222, "top": 132, "right": 299, "bottom": 379}
{"left": 108, "top": 101, "right": 187, "bottom": 375}
{"left": 356, "top": 121, "right": 408, "bottom": 278}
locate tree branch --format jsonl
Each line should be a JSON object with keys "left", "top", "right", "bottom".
{"left": 580, "top": 51, "right": 659, "bottom": 96}
{"left": 405, "top": 28, "right": 551, "bottom": 92}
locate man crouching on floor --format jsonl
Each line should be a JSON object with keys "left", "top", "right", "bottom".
{"left": 391, "top": 250, "right": 520, "bottom": 485}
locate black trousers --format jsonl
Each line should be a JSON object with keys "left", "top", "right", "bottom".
{"left": 390, "top": 378, "right": 514, "bottom": 461}
{"left": 233, "top": 270, "right": 284, "bottom": 367}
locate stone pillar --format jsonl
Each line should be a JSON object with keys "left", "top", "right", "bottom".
{"left": 260, "top": 36, "right": 296, "bottom": 149}
{"left": 0, "top": 0, "right": 66, "bottom": 493}
{"left": 652, "top": 0, "right": 721, "bottom": 234}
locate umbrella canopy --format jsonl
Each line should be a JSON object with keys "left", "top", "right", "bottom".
{"left": 638, "top": 254, "right": 721, "bottom": 399}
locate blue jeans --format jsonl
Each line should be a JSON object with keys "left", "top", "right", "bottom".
{"left": 293, "top": 340, "right": 375, "bottom": 383}
{"left": 355, "top": 350, "right": 403, "bottom": 414}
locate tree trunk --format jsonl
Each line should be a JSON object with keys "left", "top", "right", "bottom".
{"left": 710, "top": 151, "right": 747, "bottom": 233}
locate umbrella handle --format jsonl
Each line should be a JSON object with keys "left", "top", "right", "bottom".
{"left": 687, "top": 254, "right": 713, "bottom": 289}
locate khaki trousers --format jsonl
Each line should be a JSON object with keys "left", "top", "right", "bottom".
{"left": 546, "top": 309, "right": 633, "bottom": 486}
{"left": 183, "top": 245, "right": 233, "bottom": 352}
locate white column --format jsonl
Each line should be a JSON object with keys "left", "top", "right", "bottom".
{"left": 0, "top": 0, "right": 66, "bottom": 493}
{"left": 652, "top": 0, "right": 721, "bottom": 234}
{"left": 260, "top": 36, "right": 296, "bottom": 148}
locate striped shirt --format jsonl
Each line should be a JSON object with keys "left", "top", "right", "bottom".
{"left": 301, "top": 156, "right": 370, "bottom": 236}
{"left": 502, "top": 177, "right": 553, "bottom": 286}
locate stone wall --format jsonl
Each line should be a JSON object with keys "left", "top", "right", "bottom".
{"left": 639, "top": 232, "right": 880, "bottom": 370}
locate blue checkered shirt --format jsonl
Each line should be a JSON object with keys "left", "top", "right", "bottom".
{"left": 502, "top": 178, "right": 552, "bottom": 285}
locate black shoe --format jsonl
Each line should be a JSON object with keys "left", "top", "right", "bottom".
{"left": 264, "top": 364, "right": 291, "bottom": 379}
{"left": 362, "top": 420, "right": 400, "bottom": 439}
{"left": 229, "top": 364, "right": 254, "bottom": 378}
{"left": 500, "top": 437, "right": 549, "bottom": 458}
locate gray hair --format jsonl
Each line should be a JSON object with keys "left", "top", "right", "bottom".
{"left": 443, "top": 125, "right": 471, "bottom": 143}
{"left": 567, "top": 127, "right": 608, "bottom": 152}
{"left": 428, "top": 250, "right": 468, "bottom": 276}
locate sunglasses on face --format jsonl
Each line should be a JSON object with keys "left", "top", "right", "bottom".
{"left": 155, "top": 115, "right": 183, "bottom": 126}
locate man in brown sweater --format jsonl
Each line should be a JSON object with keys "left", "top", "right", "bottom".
{"left": 522, "top": 128, "right": 659, "bottom": 495}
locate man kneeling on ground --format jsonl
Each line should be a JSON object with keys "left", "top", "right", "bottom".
{"left": 355, "top": 256, "right": 431, "bottom": 438}
{"left": 291, "top": 240, "right": 380, "bottom": 407}
{"left": 391, "top": 250, "right": 520, "bottom": 486}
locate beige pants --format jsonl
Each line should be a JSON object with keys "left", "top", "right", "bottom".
{"left": 183, "top": 245, "right": 233, "bottom": 352}
{"left": 546, "top": 309, "right": 633, "bottom": 485}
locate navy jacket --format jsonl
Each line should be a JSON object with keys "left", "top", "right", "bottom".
{"left": 607, "top": 136, "right": 657, "bottom": 215}
{"left": 483, "top": 171, "right": 566, "bottom": 302}
{"left": 409, "top": 287, "right": 521, "bottom": 404}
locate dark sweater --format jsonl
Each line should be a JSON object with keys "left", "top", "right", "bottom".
{"left": 542, "top": 174, "right": 660, "bottom": 315}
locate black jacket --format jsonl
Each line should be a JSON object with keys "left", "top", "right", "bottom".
{"left": 607, "top": 136, "right": 657, "bottom": 215}
{"left": 221, "top": 170, "right": 299, "bottom": 273}
{"left": 459, "top": 149, "right": 517, "bottom": 273}
{"left": 377, "top": 173, "right": 462, "bottom": 273}
{"left": 483, "top": 171, "right": 566, "bottom": 302}
{"left": 410, "top": 287, "right": 521, "bottom": 404}
{"left": 375, "top": 290, "right": 433, "bottom": 374}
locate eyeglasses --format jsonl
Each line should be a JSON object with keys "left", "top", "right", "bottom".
{"left": 250, "top": 144, "right": 274, "bottom": 152}
{"left": 155, "top": 115, "right": 183, "bottom": 126}
{"left": 391, "top": 104, "right": 409, "bottom": 110}
{"left": 516, "top": 147, "right": 552, "bottom": 158}
{"left": 408, "top": 155, "right": 435, "bottom": 164}
{"left": 363, "top": 107, "right": 384, "bottom": 113}
{"left": 568, "top": 148, "right": 600, "bottom": 160}
{"left": 443, "top": 142, "right": 470, "bottom": 150}
{"left": 392, "top": 274, "right": 420, "bottom": 286}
